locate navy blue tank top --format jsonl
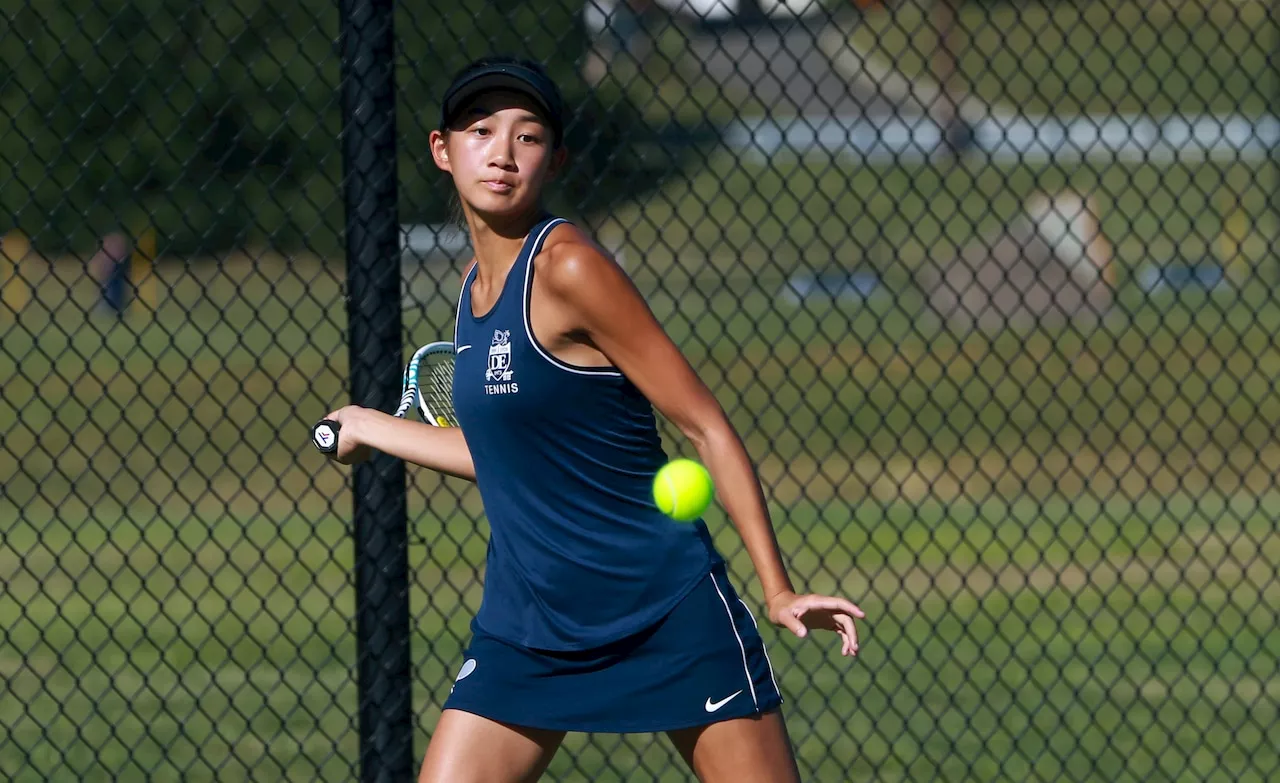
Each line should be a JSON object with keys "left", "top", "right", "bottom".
{"left": 452, "top": 215, "right": 719, "bottom": 651}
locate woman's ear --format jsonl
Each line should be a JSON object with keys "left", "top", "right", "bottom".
{"left": 429, "top": 130, "right": 451, "bottom": 173}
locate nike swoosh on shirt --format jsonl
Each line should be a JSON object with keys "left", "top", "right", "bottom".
{"left": 455, "top": 345, "right": 472, "bottom": 354}
{"left": 704, "top": 690, "right": 743, "bottom": 713}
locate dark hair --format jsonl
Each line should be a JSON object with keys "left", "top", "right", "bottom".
{"left": 439, "top": 56, "right": 566, "bottom": 148}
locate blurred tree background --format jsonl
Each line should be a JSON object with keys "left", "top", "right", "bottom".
{"left": 0, "top": 0, "right": 691, "bottom": 257}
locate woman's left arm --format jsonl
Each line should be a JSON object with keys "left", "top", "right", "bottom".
{"left": 541, "top": 242, "right": 865, "bottom": 657}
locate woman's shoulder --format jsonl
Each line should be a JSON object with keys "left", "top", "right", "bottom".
{"left": 535, "top": 221, "right": 621, "bottom": 281}
{"left": 532, "top": 223, "right": 643, "bottom": 322}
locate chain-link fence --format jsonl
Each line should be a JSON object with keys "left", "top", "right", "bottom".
{"left": 4, "top": 0, "right": 1280, "bottom": 780}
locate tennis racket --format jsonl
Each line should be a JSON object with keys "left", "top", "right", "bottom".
{"left": 312, "top": 340, "right": 458, "bottom": 454}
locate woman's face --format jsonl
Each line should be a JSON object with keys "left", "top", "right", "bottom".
{"left": 431, "top": 90, "right": 563, "bottom": 220}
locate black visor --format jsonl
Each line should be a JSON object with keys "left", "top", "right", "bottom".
{"left": 440, "top": 61, "right": 565, "bottom": 148}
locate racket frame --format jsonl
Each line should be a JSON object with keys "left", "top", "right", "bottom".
{"left": 312, "top": 339, "right": 456, "bottom": 453}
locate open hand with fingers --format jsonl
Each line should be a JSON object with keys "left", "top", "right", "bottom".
{"left": 766, "top": 591, "right": 864, "bottom": 657}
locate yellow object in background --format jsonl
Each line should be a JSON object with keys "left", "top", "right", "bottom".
{"left": 132, "top": 227, "right": 157, "bottom": 315}
{"left": 2, "top": 230, "right": 31, "bottom": 314}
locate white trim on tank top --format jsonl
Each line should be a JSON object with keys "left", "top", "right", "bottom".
{"left": 521, "top": 218, "right": 623, "bottom": 377}
{"left": 453, "top": 262, "right": 477, "bottom": 348}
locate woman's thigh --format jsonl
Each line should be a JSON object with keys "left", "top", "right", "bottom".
{"left": 418, "top": 709, "right": 565, "bottom": 783}
{"left": 667, "top": 709, "right": 801, "bottom": 783}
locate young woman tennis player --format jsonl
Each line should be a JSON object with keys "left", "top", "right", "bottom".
{"left": 321, "top": 57, "right": 865, "bottom": 783}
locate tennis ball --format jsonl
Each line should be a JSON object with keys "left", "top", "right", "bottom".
{"left": 653, "top": 459, "right": 714, "bottom": 522}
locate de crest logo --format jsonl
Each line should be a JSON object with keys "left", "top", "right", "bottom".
{"left": 484, "top": 329, "right": 518, "bottom": 395}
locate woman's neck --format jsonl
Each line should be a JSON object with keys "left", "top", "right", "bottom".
{"left": 464, "top": 206, "right": 546, "bottom": 284}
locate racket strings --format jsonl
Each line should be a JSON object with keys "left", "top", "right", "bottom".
{"left": 421, "top": 356, "right": 457, "bottom": 426}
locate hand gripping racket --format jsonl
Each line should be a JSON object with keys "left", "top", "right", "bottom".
{"left": 312, "top": 340, "right": 458, "bottom": 454}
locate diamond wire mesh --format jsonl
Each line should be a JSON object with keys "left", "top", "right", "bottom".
{"left": 3, "top": 0, "right": 1280, "bottom": 780}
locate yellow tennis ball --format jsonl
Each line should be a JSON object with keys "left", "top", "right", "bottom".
{"left": 653, "top": 459, "right": 714, "bottom": 522}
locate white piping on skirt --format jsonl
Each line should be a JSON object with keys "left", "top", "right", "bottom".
{"left": 709, "top": 570, "right": 759, "bottom": 710}
{"left": 737, "top": 598, "right": 781, "bottom": 701}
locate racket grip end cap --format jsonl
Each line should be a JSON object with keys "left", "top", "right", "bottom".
{"left": 313, "top": 419, "right": 341, "bottom": 453}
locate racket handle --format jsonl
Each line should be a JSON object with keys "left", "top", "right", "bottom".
{"left": 312, "top": 419, "right": 341, "bottom": 454}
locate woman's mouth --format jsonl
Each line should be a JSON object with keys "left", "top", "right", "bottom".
{"left": 481, "top": 180, "right": 514, "bottom": 193}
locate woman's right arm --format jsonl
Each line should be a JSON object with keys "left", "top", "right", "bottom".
{"left": 322, "top": 405, "right": 476, "bottom": 481}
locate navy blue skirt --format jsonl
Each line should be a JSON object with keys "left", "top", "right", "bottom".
{"left": 443, "top": 564, "right": 782, "bottom": 733}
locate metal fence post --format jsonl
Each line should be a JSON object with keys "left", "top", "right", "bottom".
{"left": 339, "top": 0, "right": 413, "bottom": 779}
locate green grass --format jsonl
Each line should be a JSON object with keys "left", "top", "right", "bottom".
{"left": 0, "top": 509, "right": 360, "bottom": 781}
{"left": 845, "top": 0, "right": 1275, "bottom": 117}
{"left": 601, "top": 152, "right": 1280, "bottom": 275}
{"left": 7, "top": 218, "right": 1280, "bottom": 521}
{"left": 3, "top": 492, "right": 1279, "bottom": 780}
